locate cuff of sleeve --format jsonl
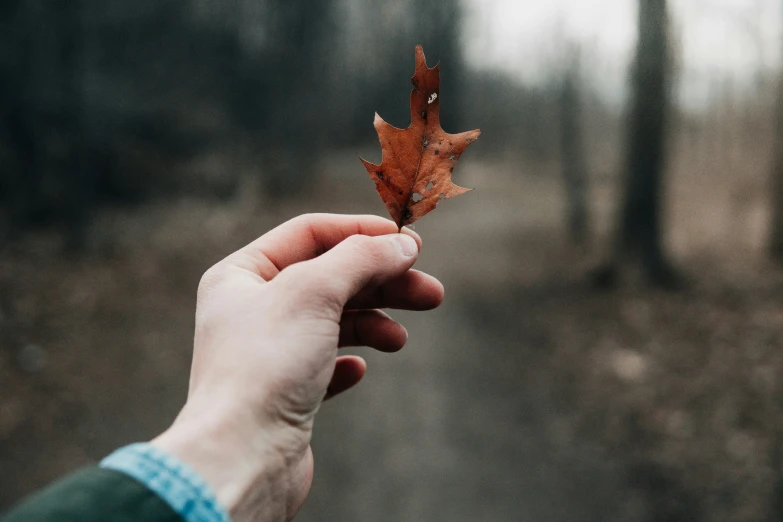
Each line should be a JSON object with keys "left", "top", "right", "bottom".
{"left": 100, "top": 443, "right": 232, "bottom": 522}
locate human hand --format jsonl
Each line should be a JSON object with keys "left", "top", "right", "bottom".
{"left": 151, "top": 214, "right": 444, "bottom": 522}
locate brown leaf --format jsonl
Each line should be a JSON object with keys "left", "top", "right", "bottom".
{"left": 361, "top": 45, "right": 480, "bottom": 230}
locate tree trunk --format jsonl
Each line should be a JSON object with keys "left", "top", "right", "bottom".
{"left": 770, "top": 11, "right": 783, "bottom": 260}
{"left": 596, "top": 0, "right": 679, "bottom": 288}
{"left": 559, "top": 48, "right": 589, "bottom": 245}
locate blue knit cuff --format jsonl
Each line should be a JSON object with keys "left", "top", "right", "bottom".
{"left": 100, "top": 443, "right": 232, "bottom": 522}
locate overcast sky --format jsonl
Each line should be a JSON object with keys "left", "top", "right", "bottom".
{"left": 464, "top": 0, "right": 782, "bottom": 109}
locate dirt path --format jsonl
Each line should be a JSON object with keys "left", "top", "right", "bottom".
{"left": 3, "top": 156, "right": 783, "bottom": 520}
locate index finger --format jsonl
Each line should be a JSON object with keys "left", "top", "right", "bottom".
{"left": 226, "top": 213, "right": 422, "bottom": 280}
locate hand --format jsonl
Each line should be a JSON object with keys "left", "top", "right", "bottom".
{"left": 151, "top": 214, "right": 444, "bottom": 522}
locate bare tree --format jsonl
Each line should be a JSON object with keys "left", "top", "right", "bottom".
{"left": 770, "top": 1, "right": 783, "bottom": 261}
{"left": 595, "top": 0, "right": 680, "bottom": 287}
{"left": 558, "top": 46, "right": 589, "bottom": 245}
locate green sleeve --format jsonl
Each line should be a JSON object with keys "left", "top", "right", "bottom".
{"left": 2, "top": 467, "right": 181, "bottom": 522}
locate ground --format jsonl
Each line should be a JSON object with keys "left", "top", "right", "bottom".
{"left": 2, "top": 154, "right": 782, "bottom": 521}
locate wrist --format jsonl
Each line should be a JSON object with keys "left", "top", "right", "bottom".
{"left": 150, "top": 404, "right": 301, "bottom": 522}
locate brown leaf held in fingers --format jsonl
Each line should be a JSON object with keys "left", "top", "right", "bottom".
{"left": 361, "top": 45, "right": 480, "bottom": 230}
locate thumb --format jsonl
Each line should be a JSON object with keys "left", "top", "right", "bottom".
{"left": 274, "top": 233, "right": 419, "bottom": 311}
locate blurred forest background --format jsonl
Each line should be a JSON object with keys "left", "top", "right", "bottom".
{"left": 4, "top": 0, "right": 783, "bottom": 520}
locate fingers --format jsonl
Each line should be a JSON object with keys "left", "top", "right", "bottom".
{"left": 325, "top": 308, "right": 408, "bottom": 398}
{"left": 275, "top": 232, "right": 421, "bottom": 312}
{"left": 338, "top": 309, "right": 407, "bottom": 352}
{"left": 324, "top": 356, "right": 366, "bottom": 400}
{"left": 346, "top": 269, "right": 444, "bottom": 311}
{"left": 327, "top": 309, "right": 408, "bottom": 400}
{"left": 227, "top": 214, "right": 421, "bottom": 280}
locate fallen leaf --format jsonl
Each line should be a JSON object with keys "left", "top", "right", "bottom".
{"left": 361, "top": 45, "right": 480, "bottom": 230}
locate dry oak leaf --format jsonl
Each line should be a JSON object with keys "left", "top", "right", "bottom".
{"left": 361, "top": 45, "right": 480, "bottom": 230}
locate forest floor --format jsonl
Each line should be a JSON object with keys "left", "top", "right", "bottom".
{"left": 2, "top": 154, "right": 783, "bottom": 521}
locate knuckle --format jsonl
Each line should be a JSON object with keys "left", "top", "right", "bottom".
{"left": 197, "top": 264, "right": 227, "bottom": 302}
{"left": 198, "top": 264, "right": 222, "bottom": 288}
{"left": 287, "top": 213, "right": 312, "bottom": 227}
{"left": 288, "top": 212, "right": 323, "bottom": 229}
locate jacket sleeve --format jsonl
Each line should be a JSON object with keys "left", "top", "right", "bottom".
{"left": 1, "top": 467, "right": 182, "bottom": 522}
{"left": 2, "top": 443, "right": 232, "bottom": 522}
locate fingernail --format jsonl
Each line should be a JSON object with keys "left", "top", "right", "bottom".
{"left": 392, "top": 234, "right": 417, "bottom": 257}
